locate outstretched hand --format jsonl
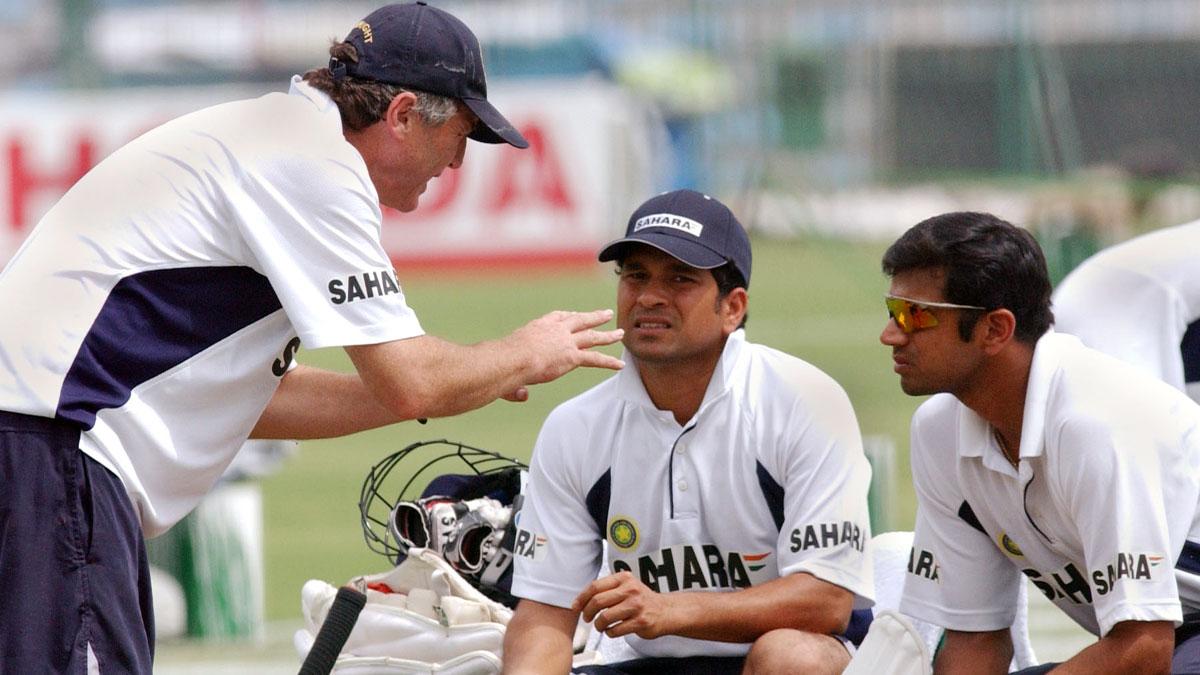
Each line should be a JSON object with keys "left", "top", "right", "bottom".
{"left": 572, "top": 571, "right": 674, "bottom": 640}
{"left": 509, "top": 309, "right": 624, "bottom": 386}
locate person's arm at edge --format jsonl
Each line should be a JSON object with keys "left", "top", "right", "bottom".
{"left": 348, "top": 310, "right": 622, "bottom": 421}
{"left": 502, "top": 599, "right": 578, "bottom": 675}
{"left": 1050, "top": 620, "right": 1172, "bottom": 675}
{"left": 251, "top": 309, "right": 623, "bottom": 438}
{"left": 250, "top": 364, "right": 398, "bottom": 438}
{"left": 934, "top": 628, "right": 1012, "bottom": 675}
{"left": 576, "top": 570, "right": 852, "bottom": 643}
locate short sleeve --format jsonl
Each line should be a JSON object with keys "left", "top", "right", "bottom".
{"left": 1053, "top": 416, "right": 1185, "bottom": 635}
{"left": 234, "top": 137, "right": 423, "bottom": 349}
{"left": 772, "top": 376, "right": 875, "bottom": 607}
{"left": 511, "top": 407, "right": 605, "bottom": 608}
{"left": 900, "top": 404, "right": 1022, "bottom": 631}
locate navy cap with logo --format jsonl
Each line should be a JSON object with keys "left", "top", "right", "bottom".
{"left": 598, "top": 189, "right": 752, "bottom": 288}
{"left": 331, "top": 2, "right": 529, "bottom": 149}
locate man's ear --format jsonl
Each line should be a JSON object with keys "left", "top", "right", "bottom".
{"left": 978, "top": 308, "right": 1016, "bottom": 355}
{"left": 721, "top": 287, "right": 748, "bottom": 334}
{"left": 383, "top": 91, "right": 420, "bottom": 138}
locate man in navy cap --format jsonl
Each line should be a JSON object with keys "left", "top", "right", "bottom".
{"left": 504, "top": 190, "right": 875, "bottom": 674}
{"left": 0, "top": 3, "right": 622, "bottom": 671}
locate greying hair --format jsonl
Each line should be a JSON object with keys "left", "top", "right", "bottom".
{"left": 302, "top": 42, "right": 459, "bottom": 131}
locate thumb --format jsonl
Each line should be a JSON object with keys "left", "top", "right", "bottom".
{"left": 502, "top": 387, "right": 529, "bottom": 402}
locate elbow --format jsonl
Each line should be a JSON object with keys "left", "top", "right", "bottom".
{"left": 346, "top": 340, "right": 447, "bottom": 422}
{"left": 1121, "top": 652, "right": 1170, "bottom": 675}
{"left": 819, "top": 608, "right": 852, "bottom": 637}
{"left": 1133, "top": 646, "right": 1172, "bottom": 675}
{"left": 380, "top": 390, "right": 433, "bottom": 422}
{"left": 370, "top": 377, "right": 437, "bottom": 422}
{"left": 1104, "top": 620, "right": 1174, "bottom": 675}
{"left": 787, "top": 590, "right": 853, "bottom": 636}
{"left": 816, "top": 590, "right": 855, "bottom": 636}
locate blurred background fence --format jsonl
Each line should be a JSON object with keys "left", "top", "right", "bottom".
{"left": 6, "top": 1, "right": 1200, "bottom": 251}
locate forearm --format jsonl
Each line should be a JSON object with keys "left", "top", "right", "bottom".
{"left": 347, "top": 310, "right": 622, "bottom": 421}
{"left": 343, "top": 335, "right": 528, "bottom": 420}
{"left": 934, "top": 629, "right": 1012, "bottom": 675}
{"left": 661, "top": 573, "right": 851, "bottom": 643}
{"left": 501, "top": 600, "right": 577, "bottom": 675}
{"left": 251, "top": 365, "right": 400, "bottom": 439}
{"left": 1050, "top": 621, "right": 1172, "bottom": 675}
{"left": 501, "top": 626, "right": 574, "bottom": 675}
{"left": 348, "top": 335, "right": 534, "bottom": 421}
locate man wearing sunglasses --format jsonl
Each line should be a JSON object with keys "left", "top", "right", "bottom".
{"left": 503, "top": 190, "right": 875, "bottom": 675}
{"left": 879, "top": 211, "right": 1200, "bottom": 674}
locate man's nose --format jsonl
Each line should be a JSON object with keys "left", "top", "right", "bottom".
{"left": 880, "top": 317, "right": 907, "bottom": 346}
{"left": 636, "top": 282, "right": 669, "bottom": 307}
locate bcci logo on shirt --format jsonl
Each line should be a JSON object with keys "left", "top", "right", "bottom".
{"left": 608, "top": 516, "right": 639, "bottom": 551}
{"left": 998, "top": 532, "right": 1024, "bottom": 558}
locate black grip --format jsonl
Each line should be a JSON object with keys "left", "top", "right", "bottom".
{"left": 298, "top": 586, "right": 368, "bottom": 675}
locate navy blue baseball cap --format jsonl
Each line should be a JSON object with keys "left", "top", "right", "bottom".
{"left": 331, "top": 2, "right": 529, "bottom": 149}
{"left": 598, "top": 189, "right": 752, "bottom": 288}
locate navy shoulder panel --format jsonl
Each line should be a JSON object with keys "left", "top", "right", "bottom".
{"left": 585, "top": 469, "right": 612, "bottom": 536}
{"left": 957, "top": 500, "right": 987, "bottom": 535}
{"left": 1181, "top": 318, "right": 1200, "bottom": 384}
{"left": 755, "top": 461, "right": 786, "bottom": 531}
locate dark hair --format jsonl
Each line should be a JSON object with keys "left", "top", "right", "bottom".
{"left": 881, "top": 211, "right": 1053, "bottom": 343}
{"left": 711, "top": 262, "right": 748, "bottom": 329}
{"left": 302, "top": 42, "right": 458, "bottom": 132}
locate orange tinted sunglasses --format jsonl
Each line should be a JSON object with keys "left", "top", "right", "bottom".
{"left": 885, "top": 295, "right": 986, "bottom": 334}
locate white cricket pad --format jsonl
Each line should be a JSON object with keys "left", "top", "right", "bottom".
{"left": 295, "top": 548, "right": 511, "bottom": 673}
{"left": 842, "top": 610, "right": 932, "bottom": 675}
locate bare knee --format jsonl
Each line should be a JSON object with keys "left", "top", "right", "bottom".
{"left": 743, "top": 629, "right": 851, "bottom": 675}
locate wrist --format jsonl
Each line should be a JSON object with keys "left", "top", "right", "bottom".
{"left": 659, "top": 592, "right": 696, "bottom": 638}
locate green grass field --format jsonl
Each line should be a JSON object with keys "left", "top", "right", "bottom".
{"left": 257, "top": 235, "right": 926, "bottom": 621}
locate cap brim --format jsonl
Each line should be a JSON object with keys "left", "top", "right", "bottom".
{"left": 597, "top": 232, "right": 728, "bottom": 269}
{"left": 462, "top": 98, "right": 529, "bottom": 149}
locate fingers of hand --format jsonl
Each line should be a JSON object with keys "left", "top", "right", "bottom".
{"left": 577, "top": 351, "right": 624, "bottom": 371}
{"left": 561, "top": 308, "right": 615, "bottom": 332}
{"left": 572, "top": 575, "right": 618, "bottom": 614}
{"left": 578, "top": 586, "right": 624, "bottom": 623}
{"left": 602, "top": 612, "right": 644, "bottom": 638}
{"left": 574, "top": 328, "right": 624, "bottom": 349}
{"left": 568, "top": 329, "right": 624, "bottom": 371}
{"left": 594, "top": 605, "right": 636, "bottom": 635}
{"left": 581, "top": 573, "right": 644, "bottom": 618}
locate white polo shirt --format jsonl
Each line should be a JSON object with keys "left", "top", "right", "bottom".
{"left": 512, "top": 330, "right": 875, "bottom": 658}
{"left": 901, "top": 332, "right": 1200, "bottom": 637}
{"left": 0, "top": 77, "right": 423, "bottom": 536}
{"left": 1053, "top": 220, "right": 1200, "bottom": 403}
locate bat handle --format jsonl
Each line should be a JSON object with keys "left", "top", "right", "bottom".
{"left": 298, "top": 586, "right": 368, "bottom": 675}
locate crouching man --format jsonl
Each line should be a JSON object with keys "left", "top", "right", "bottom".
{"left": 881, "top": 212, "right": 1200, "bottom": 674}
{"left": 503, "top": 190, "right": 875, "bottom": 675}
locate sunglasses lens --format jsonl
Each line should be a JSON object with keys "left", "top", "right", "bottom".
{"left": 886, "top": 297, "right": 938, "bottom": 334}
{"left": 885, "top": 297, "right": 909, "bottom": 332}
